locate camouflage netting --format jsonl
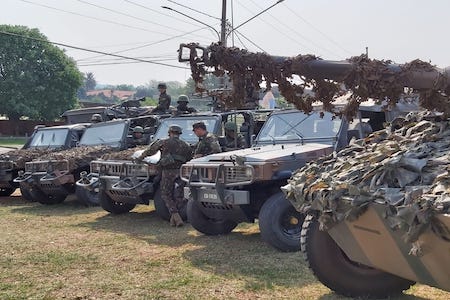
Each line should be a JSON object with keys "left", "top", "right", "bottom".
{"left": 0, "top": 148, "right": 58, "bottom": 169}
{"left": 33, "top": 146, "right": 114, "bottom": 171}
{"left": 99, "top": 146, "right": 147, "bottom": 161}
{"left": 183, "top": 43, "right": 450, "bottom": 118}
{"left": 282, "top": 111, "right": 450, "bottom": 252}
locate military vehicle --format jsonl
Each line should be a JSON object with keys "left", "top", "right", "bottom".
{"left": 15, "top": 115, "right": 160, "bottom": 205}
{"left": 61, "top": 97, "right": 152, "bottom": 124}
{"left": 0, "top": 123, "right": 88, "bottom": 199}
{"left": 77, "top": 110, "right": 269, "bottom": 219}
{"left": 179, "top": 43, "right": 450, "bottom": 295}
{"left": 285, "top": 113, "right": 449, "bottom": 297}
{"left": 180, "top": 109, "right": 367, "bottom": 251}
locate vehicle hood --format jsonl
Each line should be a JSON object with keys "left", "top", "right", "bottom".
{"left": 188, "top": 143, "right": 333, "bottom": 164}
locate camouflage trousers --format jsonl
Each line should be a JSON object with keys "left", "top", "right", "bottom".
{"left": 160, "top": 169, "right": 185, "bottom": 214}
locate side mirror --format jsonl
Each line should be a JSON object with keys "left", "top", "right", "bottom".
{"left": 250, "top": 134, "right": 256, "bottom": 146}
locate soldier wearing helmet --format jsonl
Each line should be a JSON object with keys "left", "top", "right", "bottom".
{"left": 91, "top": 113, "right": 103, "bottom": 123}
{"left": 224, "top": 121, "right": 247, "bottom": 150}
{"left": 131, "top": 126, "right": 147, "bottom": 146}
{"left": 137, "top": 124, "right": 192, "bottom": 227}
{"left": 175, "top": 95, "right": 197, "bottom": 115}
{"left": 151, "top": 82, "right": 171, "bottom": 114}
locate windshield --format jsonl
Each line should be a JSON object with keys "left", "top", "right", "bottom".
{"left": 154, "top": 117, "right": 219, "bottom": 144}
{"left": 29, "top": 128, "right": 69, "bottom": 148}
{"left": 80, "top": 122, "right": 126, "bottom": 146}
{"left": 256, "top": 111, "right": 342, "bottom": 144}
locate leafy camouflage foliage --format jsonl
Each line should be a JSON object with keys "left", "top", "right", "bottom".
{"left": 283, "top": 112, "right": 450, "bottom": 247}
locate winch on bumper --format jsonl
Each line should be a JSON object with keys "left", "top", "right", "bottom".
{"left": 76, "top": 160, "right": 159, "bottom": 204}
{"left": 14, "top": 160, "right": 73, "bottom": 194}
{"left": 180, "top": 163, "right": 255, "bottom": 206}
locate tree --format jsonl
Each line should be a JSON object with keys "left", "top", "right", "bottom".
{"left": 84, "top": 72, "right": 96, "bottom": 91}
{"left": 0, "top": 25, "right": 82, "bottom": 121}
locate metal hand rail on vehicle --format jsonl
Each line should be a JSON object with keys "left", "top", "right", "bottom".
{"left": 181, "top": 163, "right": 255, "bottom": 187}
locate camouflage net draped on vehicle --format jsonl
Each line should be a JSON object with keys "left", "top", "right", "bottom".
{"left": 282, "top": 111, "right": 450, "bottom": 254}
{"left": 99, "top": 145, "right": 147, "bottom": 161}
{"left": 0, "top": 148, "right": 57, "bottom": 169}
{"left": 35, "top": 146, "right": 113, "bottom": 170}
{"left": 183, "top": 43, "right": 450, "bottom": 118}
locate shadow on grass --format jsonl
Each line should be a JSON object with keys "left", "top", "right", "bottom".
{"left": 78, "top": 210, "right": 318, "bottom": 289}
{"left": 8, "top": 195, "right": 102, "bottom": 216}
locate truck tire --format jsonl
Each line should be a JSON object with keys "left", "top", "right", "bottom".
{"left": 153, "top": 188, "right": 188, "bottom": 221}
{"left": 20, "top": 186, "right": 35, "bottom": 201}
{"left": 99, "top": 191, "right": 135, "bottom": 214}
{"left": 259, "top": 192, "right": 304, "bottom": 252}
{"left": 187, "top": 199, "right": 237, "bottom": 235}
{"left": 32, "top": 188, "right": 66, "bottom": 205}
{"left": 75, "top": 185, "right": 99, "bottom": 207}
{"left": 301, "top": 214, "right": 415, "bottom": 298}
{"left": 0, "top": 187, "right": 15, "bottom": 197}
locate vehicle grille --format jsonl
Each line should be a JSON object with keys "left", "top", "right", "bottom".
{"left": 25, "top": 160, "right": 69, "bottom": 173}
{"left": 93, "top": 161, "right": 158, "bottom": 177}
{"left": 181, "top": 164, "right": 254, "bottom": 186}
{"left": 0, "top": 160, "right": 14, "bottom": 170}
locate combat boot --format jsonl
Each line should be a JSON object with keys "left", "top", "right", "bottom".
{"left": 170, "top": 212, "right": 184, "bottom": 227}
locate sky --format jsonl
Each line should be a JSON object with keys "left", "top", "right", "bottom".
{"left": 2, "top": 0, "right": 450, "bottom": 87}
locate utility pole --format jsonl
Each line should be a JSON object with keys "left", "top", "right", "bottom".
{"left": 221, "top": 0, "right": 227, "bottom": 46}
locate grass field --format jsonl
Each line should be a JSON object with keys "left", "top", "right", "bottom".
{"left": 1, "top": 192, "right": 449, "bottom": 299}
{"left": 0, "top": 138, "right": 26, "bottom": 149}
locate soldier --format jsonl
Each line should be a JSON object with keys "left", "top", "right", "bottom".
{"left": 192, "top": 121, "right": 222, "bottom": 158}
{"left": 131, "top": 126, "right": 147, "bottom": 146}
{"left": 137, "top": 125, "right": 192, "bottom": 227}
{"left": 151, "top": 82, "right": 171, "bottom": 114}
{"left": 90, "top": 113, "right": 103, "bottom": 123}
{"left": 223, "top": 122, "right": 247, "bottom": 150}
{"left": 175, "top": 95, "right": 197, "bottom": 115}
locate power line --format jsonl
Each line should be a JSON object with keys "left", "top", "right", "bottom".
{"left": 19, "top": 0, "right": 168, "bottom": 35}
{"left": 76, "top": 0, "right": 207, "bottom": 40}
{"left": 75, "top": 26, "right": 212, "bottom": 62}
{"left": 282, "top": 2, "right": 353, "bottom": 56}
{"left": 0, "top": 30, "right": 188, "bottom": 70}
{"left": 237, "top": 1, "right": 327, "bottom": 56}
{"left": 167, "top": 0, "right": 221, "bottom": 21}
{"left": 234, "top": 30, "right": 265, "bottom": 52}
{"left": 123, "top": 0, "right": 211, "bottom": 28}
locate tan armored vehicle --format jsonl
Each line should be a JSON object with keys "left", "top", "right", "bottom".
{"left": 284, "top": 113, "right": 449, "bottom": 297}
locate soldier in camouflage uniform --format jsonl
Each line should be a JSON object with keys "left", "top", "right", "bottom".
{"left": 174, "top": 95, "right": 197, "bottom": 115}
{"left": 131, "top": 126, "right": 147, "bottom": 146}
{"left": 137, "top": 125, "right": 192, "bottom": 226}
{"left": 192, "top": 121, "right": 222, "bottom": 158}
{"left": 223, "top": 122, "right": 247, "bottom": 150}
{"left": 151, "top": 82, "right": 171, "bottom": 114}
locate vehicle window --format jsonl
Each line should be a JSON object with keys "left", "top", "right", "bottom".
{"left": 80, "top": 122, "right": 126, "bottom": 146}
{"left": 154, "top": 117, "right": 219, "bottom": 144}
{"left": 29, "top": 128, "right": 69, "bottom": 148}
{"left": 256, "top": 111, "right": 342, "bottom": 143}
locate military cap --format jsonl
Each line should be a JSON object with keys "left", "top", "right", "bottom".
{"left": 177, "top": 95, "right": 189, "bottom": 103}
{"left": 192, "top": 121, "right": 206, "bottom": 131}
{"left": 157, "top": 82, "right": 167, "bottom": 89}
{"left": 224, "top": 122, "right": 237, "bottom": 131}
{"left": 169, "top": 125, "right": 182, "bottom": 134}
